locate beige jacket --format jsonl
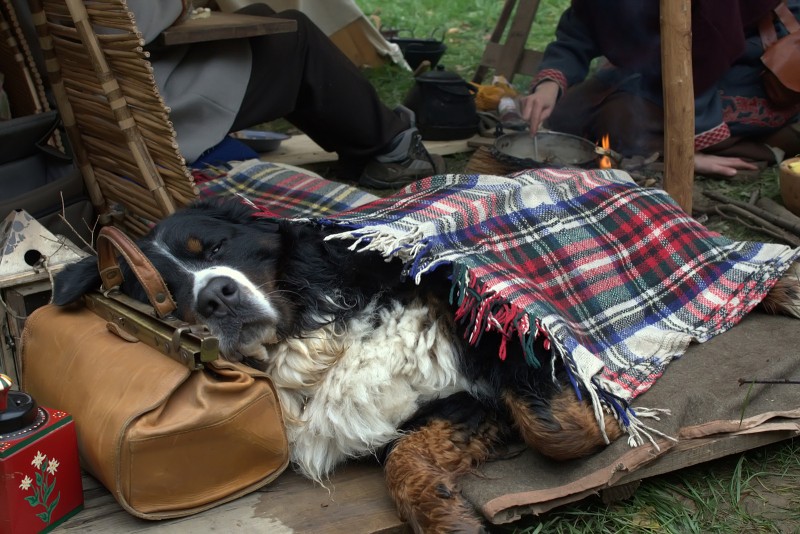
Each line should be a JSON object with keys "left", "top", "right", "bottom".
{"left": 127, "top": 1, "right": 252, "bottom": 162}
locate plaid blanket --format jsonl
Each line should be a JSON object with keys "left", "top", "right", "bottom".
{"left": 315, "top": 169, "right": 800, "bottom": 445}
{"left": 198, "top": 159, "right": 378, "bottom": 218}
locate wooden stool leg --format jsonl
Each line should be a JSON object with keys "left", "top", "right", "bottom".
{"left": 472, "top": 0, "right": 543, "bottom": 85}
{"left": 472, "top": 0, "right": 516, "bottom": 84}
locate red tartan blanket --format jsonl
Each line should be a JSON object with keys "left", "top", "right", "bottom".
{"left": 317, "top": 169, "right": 800, "bottom": 445}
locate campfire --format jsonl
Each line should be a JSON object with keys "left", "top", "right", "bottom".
{"left": 595, "top": 134, "right": 617, "bottom": 169}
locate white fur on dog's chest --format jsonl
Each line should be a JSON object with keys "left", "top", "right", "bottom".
{"left": 265, "top": 298, "right": 471, "bottom": 482}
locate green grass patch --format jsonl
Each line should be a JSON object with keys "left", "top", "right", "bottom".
{"left": 355, "top": 0, "right": 569, "bottom": 104}
{"left": 494, "top": 439, "right": 800, "bottom": 534}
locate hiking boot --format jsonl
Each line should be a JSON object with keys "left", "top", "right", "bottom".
{"left": 359, "top": 107, "right": 446, "bottom": 189}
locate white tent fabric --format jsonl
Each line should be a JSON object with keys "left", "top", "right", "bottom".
{"left": 215, "top": 0, "right": 407, "bottom": 67}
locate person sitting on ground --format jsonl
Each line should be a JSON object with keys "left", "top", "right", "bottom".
{"left": 127, "top": 1, "right": 444, "bottom": 189}
{"left": 520, "top": 0, "right": 800, "bottom": 177}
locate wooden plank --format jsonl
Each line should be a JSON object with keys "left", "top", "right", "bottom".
{"left": 55, "top": 431, "right": 797, "bottom": 532}
{"left": 55, "top": 461, "right": 406, "bottom": 533}
{"left": 258, "top": 134, "right": 483, "bottom": 166}
{"left": 612, "top": 430, "right": 797, "bottom": 486}
{"left": 158, "top": 13, "right": 297, "bottom": 46}
{"left": 494, "top": 0, "right": 541, "bottom": 82}
{"left": 473, "top": 0, "right": 517, "bottom": 84}
{"left": 1, "top": 280, "right": 52, "bottom": 385}
{"left": 660, "top": 0, "right": 695, "bottom": 213}
{"left": 0, "top": 317, "right": 17, "bottom": 384}
{"left": 479, "top": 43, "right": 543, "bottom": 78}
{"left": 482, "top": 431, "right": 798, "bottom": 523}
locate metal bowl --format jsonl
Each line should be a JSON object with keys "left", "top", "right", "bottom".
{"left": 231, "top": 130, "right": 290, "bottom": 153}
{"left": 491, "top": 131, "right": 599, "bottom": 169}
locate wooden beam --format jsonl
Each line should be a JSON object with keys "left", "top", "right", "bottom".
{"left": 660, "top": 0, "right": 695, "bottom": 213}
{"left": 259, "top": 134, "right": 480, "bottom": 166}
{"left": 157, "top": 12, "right": 296, "bottom": 46}
{"left": 472, "top": 0, "right": 543, "bottom": 84}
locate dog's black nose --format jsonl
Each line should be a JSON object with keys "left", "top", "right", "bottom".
{"left": 196, "top": 276, "right": 240, "bottom": 318}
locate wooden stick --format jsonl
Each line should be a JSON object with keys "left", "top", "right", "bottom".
{"left": 704, "top": 191, "right": 800, "bottom": 237}
{"left": 660, "top": 0, "right": 694, "bottom": 214}
{"left": 738, "top": 378, "right": 800, "bottom": 386}
{"left": 711, "top": 205, "right": 800, "bottom": 246}
{"left": 756, "top": 197, "right": 800, "bottom": 233}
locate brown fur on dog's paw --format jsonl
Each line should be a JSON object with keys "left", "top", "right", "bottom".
{"left": 504, "top": 388, "right": 623, "bottom": 461}
{"left": 384, "top": 420, "right": 497, "bottom": 534}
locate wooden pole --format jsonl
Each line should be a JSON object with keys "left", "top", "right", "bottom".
{"left": 660, "top": 0, "right": 694, "bottom": 214}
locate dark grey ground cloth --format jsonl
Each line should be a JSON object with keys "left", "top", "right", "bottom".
{"left": 462, "top": 313, "right": 800, "bottom": 524}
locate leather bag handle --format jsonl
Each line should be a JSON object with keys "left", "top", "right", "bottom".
{"left": 760, "top": 1, "right": 800, "bottom": 49}
{"left": 775, "top": 2, "right": 800, "bottom": 33}
{"left": 96, "top": 226, "right": 177, "bottom": 318}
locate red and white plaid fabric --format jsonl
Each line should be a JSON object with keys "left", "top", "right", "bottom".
{"left": 319, "top": 169, "right": 800, "bottom": 444}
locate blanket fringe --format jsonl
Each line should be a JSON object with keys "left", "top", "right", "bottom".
{"left": 326, "top": 224, "right": 682, "bottom": 449}
{"left": 450, "top": 264, "right": 538, "bottom": 366}
{"left": 324, "top": 226, "right": 431, "bottom": 272}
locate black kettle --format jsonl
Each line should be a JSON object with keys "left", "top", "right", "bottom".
{"left": 403, "top": 66, "right": 478, "bottom": 141}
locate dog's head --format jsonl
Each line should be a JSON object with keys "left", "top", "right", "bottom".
{"left": 54, "top": 198, "right": 296, "bottom": 361}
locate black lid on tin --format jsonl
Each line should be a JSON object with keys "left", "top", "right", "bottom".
{"left": 0, "top": 390, "right": 39, "bottom": 434}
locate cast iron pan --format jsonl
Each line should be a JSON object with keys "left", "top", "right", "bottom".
{"left": 492, "top": 131, "right": 599, "bottom": 169}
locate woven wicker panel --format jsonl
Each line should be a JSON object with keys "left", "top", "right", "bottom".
{"left": 30, "top": 0, "right": 198, "bottom": 236}
{"left": 0, "top": 1, "right": 45, "bottom": 116}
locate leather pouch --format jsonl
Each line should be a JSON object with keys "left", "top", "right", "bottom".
{"left": 21, "top": 226, "right": 289, "bottom": 519}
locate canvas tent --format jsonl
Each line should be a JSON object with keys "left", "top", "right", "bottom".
{"left": 216, "top": 0, "right": 407, "bottom": 68}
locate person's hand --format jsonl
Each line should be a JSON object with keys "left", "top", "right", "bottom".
{"left": 693, "top": 153, "right": 759, "bottom": 177}
{"left": 520, "top": 81, "right": 560, "bottom": 136}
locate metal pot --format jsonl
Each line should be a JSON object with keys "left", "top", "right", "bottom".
{"left": 389, "top": 29, "right": 447, "bottom": 70}
{"left": 491, "top": 131, "right": 614, "bottom": 169}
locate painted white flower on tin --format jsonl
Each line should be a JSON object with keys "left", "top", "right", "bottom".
{"left": 19, "top": 475, "right": 33, "bottom": 491}
{"left": 31, "top": 450, "right": 46, "bottom": 469}
{"left": 20, "top": 451, "right": 61, "bottom": 524}
{"left": 46, "top": 458, "right": 60, "bottom": 475}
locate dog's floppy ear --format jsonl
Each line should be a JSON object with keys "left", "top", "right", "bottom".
{"left": 52, "top": 255, "right": 101, "bottom": 305}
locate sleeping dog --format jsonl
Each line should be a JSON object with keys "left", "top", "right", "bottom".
{"left": 54, "top": 197, "right": 796, "bottom": 533}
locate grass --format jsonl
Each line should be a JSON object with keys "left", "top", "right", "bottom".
{"left": 347, "top": 1, "right": 800, "bottom": 533}
{"left": 495, "top": 438, "right": 800, "bottom": 534}
{"left": 356, "top": 0, "right": 569, "bottom": 106}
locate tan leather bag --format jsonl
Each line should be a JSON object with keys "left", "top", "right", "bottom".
{"left": 21, "top": 227, "right": 289, "bottom": 519}
{"left": 760, "top": 1, "right": 800, "bottom": 109}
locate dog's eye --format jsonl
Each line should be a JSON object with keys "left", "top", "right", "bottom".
{"left": 209, "top": 241, "right": 224, "bottom": 258}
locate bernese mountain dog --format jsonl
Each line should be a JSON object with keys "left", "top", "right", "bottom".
{"left": 54, "top": 196, "right": 676, "bottom": 532}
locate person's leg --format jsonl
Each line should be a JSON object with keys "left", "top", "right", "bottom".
{"left": 231, "top": 7, "right": 403, "bottom": 156}
{"left": 547, "top": 77, "right": 664, "bottom": 157}
{"left": 763, "top": 121, "right": 800, "bottom": 157}
{"left": 230, "top": 6, "right": 443, "bottom": 185}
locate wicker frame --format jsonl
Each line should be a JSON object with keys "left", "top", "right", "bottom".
{"left": 1, "top": 0, "right": 48, "bottom": 116}
{"left": 29, "top": 0, "right": 197, "bottom": 236}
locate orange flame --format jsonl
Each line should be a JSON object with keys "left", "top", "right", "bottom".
{"left": 598, "top": 134, "right": 612, "bottom": 169}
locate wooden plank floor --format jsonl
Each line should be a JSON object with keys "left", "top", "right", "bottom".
{"left": 54, "top": 431, "right": 797, "bottom": 533}
{"left": 56, "top": 461, "right": 408, "bottom": 533}
{"left": 258, "top": 134, "right": 483, "bottom": 166}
